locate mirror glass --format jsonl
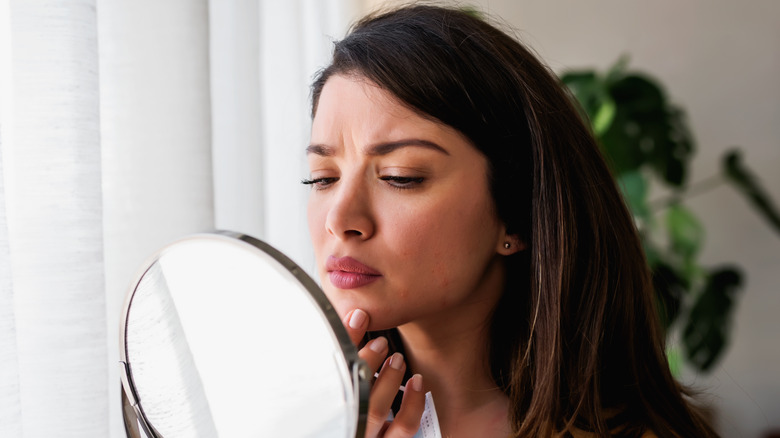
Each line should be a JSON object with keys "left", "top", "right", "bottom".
{"left": 119, "top": 232, "right": 367, "bottom": 437}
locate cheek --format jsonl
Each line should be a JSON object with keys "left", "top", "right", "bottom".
{"left": 307, "top": 198, "right": 332, "bottom": 284}
{"left": 416, "top": 192, "right": 497, "bottom": 249}
{"left": 307, "top": 198, "right": 326, "bottom": 247}
{"left": 389, "top": 193, "right": 498, "bottom": 282}
{"left": 379, "top": 206, "right": 448, "bottom": 290}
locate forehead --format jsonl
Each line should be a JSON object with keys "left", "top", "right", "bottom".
{"left": 311, "top": 75, "right": 457, "bottom": 146}
{"left": 314, "top": 74, "right": 408, "bottom": 119}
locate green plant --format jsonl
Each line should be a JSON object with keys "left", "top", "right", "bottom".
{"left": 561, "top": 57, "right": 780, "bottom": 374}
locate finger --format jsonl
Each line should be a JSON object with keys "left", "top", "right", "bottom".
{"left": 365, "top": 353, "right": 406, "bottom": 437}
{"left": 342, "top": 308, "right": 369, "bottom": 346}
{"left": 384, "top": 374, "right": 425, "bottom": 438}
{"left": 359, "top": 336, "right": 389, "bottom": 373}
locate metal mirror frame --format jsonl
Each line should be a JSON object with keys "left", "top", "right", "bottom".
{"left": 118, "top": 230, "right": 370, "bottom": 437}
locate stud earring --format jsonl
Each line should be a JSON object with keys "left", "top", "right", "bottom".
{"left": 504, "top": 242, "right": 511, "bottom": 249}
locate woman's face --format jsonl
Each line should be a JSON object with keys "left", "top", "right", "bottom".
{"left": 307, "top": 75, "right": 511, "bottom": 331}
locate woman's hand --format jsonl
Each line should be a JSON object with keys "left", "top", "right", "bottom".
{"left": 343, "top": 309, "right": 426, "bottom": 438}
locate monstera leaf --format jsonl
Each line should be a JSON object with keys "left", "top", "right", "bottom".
{"left": 683, "top": 267, "right": 742, "bottom": 371}
{"left": 562, "top": 59, "right": 695, "bottom": 187}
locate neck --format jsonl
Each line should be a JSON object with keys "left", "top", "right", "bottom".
{"left": 396, "top": 256, "right": 511, "bottom": 437}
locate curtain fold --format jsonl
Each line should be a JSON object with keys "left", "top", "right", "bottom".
{"left": 1, "top": 3, "right": 21, "bottom": 436}
{"left": 97, "top": 1, "right": 214, "bottom": 434}
{"left": 0, "top": 125, "right": 22, "bottom": 438}
{"left": 209, "top": 0, "right": 264, "bottom": 240}
{"left": 1, "top": 1, "right": 108, "bottom": 436}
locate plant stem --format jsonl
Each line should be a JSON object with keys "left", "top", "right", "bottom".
{"left": 649, "top": 174, "right": 726, "bottom": 211}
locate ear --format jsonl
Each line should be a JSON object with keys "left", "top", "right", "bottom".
{"left": 497, "top": 232, "right": 525, "bottom": 256}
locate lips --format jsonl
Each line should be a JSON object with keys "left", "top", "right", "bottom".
{"left": 326, "top": 256, "right": 382, "bottom": 289}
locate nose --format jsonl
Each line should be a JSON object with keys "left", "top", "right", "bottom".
{"left": 324, "top": 175, "right": 375, "bottom": 241}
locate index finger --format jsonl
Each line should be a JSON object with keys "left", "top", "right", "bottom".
{"left": 342, "top": 308, "right": 369, "bottom": 346}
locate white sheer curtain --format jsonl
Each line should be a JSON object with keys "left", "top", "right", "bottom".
{"left": 0, "top": 0, "right": 357, "bottom": 436}
{"left": 1, "top": 2, "right": 108, "bottom": 437}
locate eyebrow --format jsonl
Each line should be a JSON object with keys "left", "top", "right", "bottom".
{"left": 306, "top": 139, "right": 450, "bottom": 157}
{"left": 306, "top": 144, "right": 334, "bottom": 156}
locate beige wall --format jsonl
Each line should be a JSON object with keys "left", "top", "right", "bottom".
{"left": 356, "top": 1, "right": 780, "bottom": 436}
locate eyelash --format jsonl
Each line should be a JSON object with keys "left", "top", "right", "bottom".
{"left": 300, "top": 176, "right": 425, "bottom": 190}
{"left": 300, "top": 177, "right": 337, "bottom": 190}
{"left": 379, "top": 175, "right": 424, "bottom": 189}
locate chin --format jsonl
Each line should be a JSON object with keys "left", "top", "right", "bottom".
{"left": 323, "top": 290, "right": 365, "bottom": 320}
{"left": 362, "top": 308, "right": 412, "bottom": 332}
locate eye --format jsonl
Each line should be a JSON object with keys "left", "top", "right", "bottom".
{"left": 301, "top": 177, "right": 338, "bottom": 190}
{"left": 379, "top": 175, "right": 425, "bottom": 189}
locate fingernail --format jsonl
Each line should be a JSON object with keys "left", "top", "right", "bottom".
{"left": 369, "top": 336, "right": 387, "bottom": 353}
{"left": 411, "top": 374, "right": 423, "bottom": 392}
{"left": 349, "top": 309, "right": 368, "bottom": 329}
{"left": 389, "top": 352, "right": 404, "bottom": 370}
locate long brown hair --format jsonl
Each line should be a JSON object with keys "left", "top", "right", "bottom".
{"left": 311, "top": 4, "right": 717, "bottom": 437}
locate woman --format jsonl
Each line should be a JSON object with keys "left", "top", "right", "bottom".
{"left": 304, "top": 4, "right": 717, "bottom": 437}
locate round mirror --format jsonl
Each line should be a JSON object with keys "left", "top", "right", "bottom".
{"left": 119, "top": 231, "right": 369, "bottom": 437}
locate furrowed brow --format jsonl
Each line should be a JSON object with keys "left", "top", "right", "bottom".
{"left": 365, "top": 139, "right": 449, "bottom": 156}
